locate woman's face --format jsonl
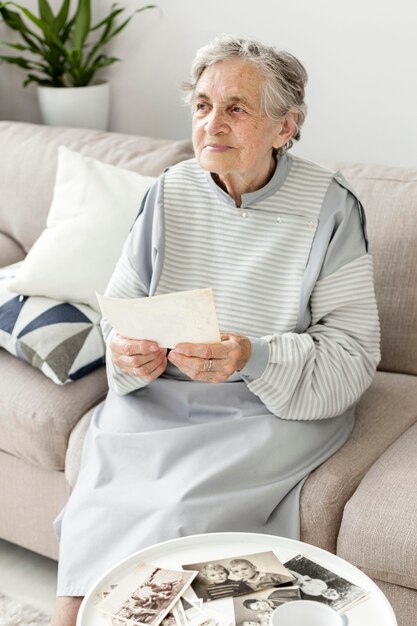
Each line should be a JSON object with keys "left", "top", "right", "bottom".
{"left": 192, "top": 58, "right": 285, "bottom": 188}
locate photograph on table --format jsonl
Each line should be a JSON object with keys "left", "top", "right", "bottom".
{"left": 283, "top": 554, "right": 369, "bottom": 612}
{"left": 180, "top": 597, "right": 213, "bottom": 626}
{"left": 96, "top": 562, "right": 198, "bottom": 625}
{"left": 179, "top": 596, "right": 230, "bottom": 626}
{"left": 94, "top": 582, "right": 119, "bottom": 606}
{"left": 233, "top": 585, "right": 301, "bottom": 626}
{"left": 182, "top": 551, "right": 294, "bottom": 602}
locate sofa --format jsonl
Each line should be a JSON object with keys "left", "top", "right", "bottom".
{"left": 0, "top": 121, "right": 415, "bottom": 625}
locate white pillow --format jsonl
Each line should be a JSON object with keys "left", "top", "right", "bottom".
{"left": 8, "top": 146, "right": 155, "bottom": 310}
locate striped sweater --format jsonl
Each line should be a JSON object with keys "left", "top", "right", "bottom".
{"left": 101, "top": 154, "right": 380, "bottom": 420}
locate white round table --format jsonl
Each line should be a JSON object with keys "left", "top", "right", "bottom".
{"left": 77, "top": 532, "right": 397, "bottom": 626}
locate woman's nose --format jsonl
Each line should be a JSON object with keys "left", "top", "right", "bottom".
{"left": 205, "top": 107, "right": 229, "bottom": 134}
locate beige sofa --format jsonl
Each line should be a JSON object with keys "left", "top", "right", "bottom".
{"left": 0, "top": 121, "right": 415, "bottom": 624}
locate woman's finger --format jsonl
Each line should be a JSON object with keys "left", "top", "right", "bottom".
{"left": 168, "top": 351, "right": 234, "bottom": 382}
{"left": 132, "top": 352, "right": 167, "bottom": 379}
{"left": 114, "top": 348, "right": 166, "bottom": 370}
{"left": 172, "top": 341, "right": 229, "bottom": 360}
{"left": 111, "top": 334, "right": 162, "bottom": 357}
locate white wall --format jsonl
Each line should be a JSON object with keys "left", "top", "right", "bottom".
{"left": 1, "top": 0, "right": 416, "bottom": 167}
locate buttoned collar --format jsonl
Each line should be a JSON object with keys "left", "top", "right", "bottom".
{"left": 204, "top": 153, "right": 292, "bottom": 208}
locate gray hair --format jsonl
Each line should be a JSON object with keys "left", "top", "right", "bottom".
{"left": 182, "top": 34, "right": 308, "bottom": 156}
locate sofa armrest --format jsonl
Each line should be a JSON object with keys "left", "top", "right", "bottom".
{"left": 337, "top": 420, "right": 417, "bottom": 590}
{"left": 300, "top": 370, "right": 417, "bottom": 553}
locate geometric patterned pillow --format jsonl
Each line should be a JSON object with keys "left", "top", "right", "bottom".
{"left": 0, "top": 263, "right": 105, "bottom": 384}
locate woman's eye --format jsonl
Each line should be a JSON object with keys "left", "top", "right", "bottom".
{"left": 195, "top": 102, "right": 208, "bottom": 112}
{"left": 231, "top": 106, "right": 245, "bottom": 113}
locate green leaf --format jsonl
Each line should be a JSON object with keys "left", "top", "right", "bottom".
{"left": 0, "top": 39, "right": 30, "bottom": 51}
{"left": 23, "top": 71, "right": 58, "bottom": 86}
{"left": 21, "top": 32, "right": 43, "bottom": 50}
{"left": 72, "top": 0, "right": 90, "bottom": 51}
{"left": 6, "top": 2, "right": 67, "bottom": 52}
{"left": 0, "top": 8, "right": 44, "bottom": 51}
{"left": 83, "top": 9, "right": 122, "bottom": 66}
{"left": 0, "top": 0, "right": 159, "bottom": 88}
{"left": 38, "top": 0, "right": 54, "bottom": 26}
{"left": 0, "top": 53, "right": 35, "bottom": 69}
{"left": 90, "top": 6, "right": 124, "bottom": 31}
{"left": 54, "top": 0, "right": 70, "bottom": 34}
{"left": 0, "top": 5, "right": 37, "bottom": 35}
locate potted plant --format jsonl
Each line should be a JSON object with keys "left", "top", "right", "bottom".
{"left": 0, "top": 0, "right": 156, "bottom": 129}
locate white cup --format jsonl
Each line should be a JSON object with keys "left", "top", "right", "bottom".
{"left": 270, "top": 600, "right": 348, "bottom": 626}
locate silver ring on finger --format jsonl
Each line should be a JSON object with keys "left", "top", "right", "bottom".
{"left": 207, "top": 358, "right": 213, "bottom": 372}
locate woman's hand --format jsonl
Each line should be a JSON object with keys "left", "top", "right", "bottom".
{"left": 109, "top": 334, "right": 167, "bottom": 381}
{"left": 167, "top": 332, "right": 251, "bottom": 383}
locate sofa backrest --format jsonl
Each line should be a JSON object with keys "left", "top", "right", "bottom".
{"left": 0, "top": 121, "right": 194, "bottom": 264}
{"left": 332, "top": 162, "right": 417, "bottom": 377}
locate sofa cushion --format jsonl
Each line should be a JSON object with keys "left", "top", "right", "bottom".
{"left": 375, "top": 580, "right": 417, "bottom": 626}
{"left": 65, "top": 409, "right": 95, "bottom": 488}
{"left": 0, "top": 233, "right": 25, "bottom": 267}
{"left": 300, "top": 370, "right": 417, "bottom": 553}
{"left": 8, "top": 146, "right": 155, "bottom": 310}
{"left": 329, "top": 163, "right": 417, "bottom": 377}
{"left": 337, "top": 420, "right": 417, "bottom": 590}
{"left": 0, "top": 350, "right": 108, "bottom": 470}
{"left": 0, "top": 266, "right": 105, "bottom": 384}
{"left": 0, "top": 121, "right": 194, "bottom": 254}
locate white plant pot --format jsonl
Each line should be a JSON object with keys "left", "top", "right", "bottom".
{"left": 37, "top": 82, "right": 110, "bottom": 130}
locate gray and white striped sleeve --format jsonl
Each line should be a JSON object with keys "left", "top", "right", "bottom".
{"left": 100, "top": 178, "right": 164, "bottom": 395}
{"left": 241, "top": 181, "right": 381, "bottom": 421}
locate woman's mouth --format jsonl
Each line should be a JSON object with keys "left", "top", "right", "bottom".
{"left": 205, "top": 144, "right": 231, "bottom": 152}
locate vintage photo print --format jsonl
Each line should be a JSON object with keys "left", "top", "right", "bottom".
{"left": 233, "top": 586, "right": 301, "bottom": 626}
{"left": 94, "top": 583, "right": 119, "bottom": 606}
{"left": 180, "top": 596, "right": 230, "bottom": 626}
{"left": 182, "top": 551, "right": 294, "bottom": 602}
{"left": 97, "top": 562, "right": 198, "bottom": 626}
{"left": 283, "top": 554, "right": 369, "bottom": 612}
{"left": 179, "top": 597, "right": 212, "bottom": 626}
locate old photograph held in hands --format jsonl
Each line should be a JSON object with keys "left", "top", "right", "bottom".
{"left": 94, "top": 550, "right": 369, "bottom": 625}
{"left": 96, "top": 287, "right": 221, "bottom": 348}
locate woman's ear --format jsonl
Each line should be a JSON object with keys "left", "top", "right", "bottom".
{"left": 273, "top": 111, "right": 299, "bottom": 150}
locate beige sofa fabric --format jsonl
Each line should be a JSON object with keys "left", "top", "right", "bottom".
{"left": 335, "top": 163, "right": 417, "bottom": 377}
{"left": 0, "top": 232, "right": 25, "bottom": 267}
{"left": 0, "top": 350, "right": 108, "bottom": 470}
{"left": 0, "top": 450, "right": 69, "bottom": 560}
{"left": 65, "top": 409, "right": 94, "bottom": 488}
{"left": 376, "top": 580, "right": 417, "bottom": 626}
{"left": 337, "top": 420, "right": 417, "bottom": 589}
{"left": 300, "top": 370, "right": 417, "bottom": 552}
{"left": 0, "top": 121, "right": 193, "bottom": 254}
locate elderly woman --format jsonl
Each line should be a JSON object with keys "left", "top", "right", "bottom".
{"left": 51, "top": 35, "right": 380, "bottom": 625}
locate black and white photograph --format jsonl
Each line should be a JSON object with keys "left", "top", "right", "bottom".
{"left": 179, "top": 597, "right": 212, "bottom": 626}
{"left": 96, "top": 562, "right": 198, "bottom": 626}
{"left": 233, "top": 586, "right": 301, "bottom": 626}
{"left": 180, "top": 596, "right": 230, "bottom": 626}
{"left": 182, "top": 551, "right": 294, "bottom": 602}
{"left": 283, "top": 554, "right": 369, "bottom": 612}
{"left": 160, "top": 615, "right": 177, "bottom": 626}
{"left": 94, "top": 583, "right": 119, "bottom": 606}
